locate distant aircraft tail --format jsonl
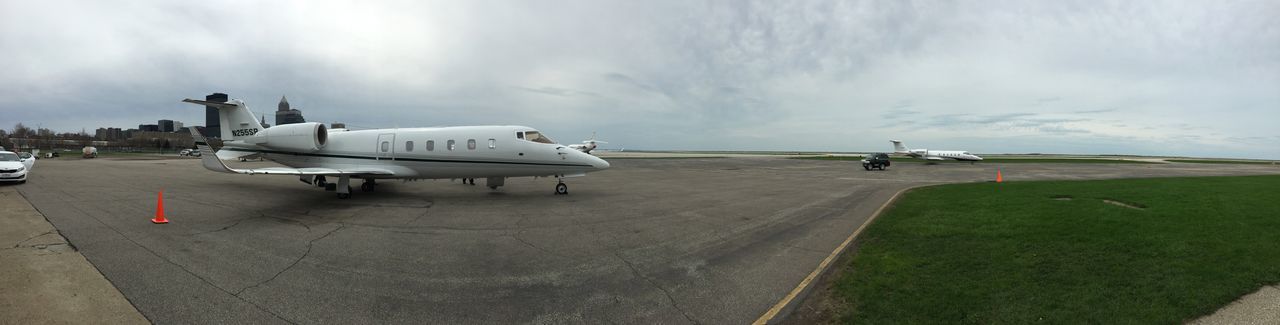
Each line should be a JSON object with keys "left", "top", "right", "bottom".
{"left": 890, "top": 140, "right": 909, "bottom": 153}
{"left": 181, "top": 98, "right": 265, "bottom": 142}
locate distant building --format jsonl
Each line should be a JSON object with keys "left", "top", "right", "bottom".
{"left": 94, "top": 127, "right": 124, "bottom": 140}
{"left": 173, "top": 121, "right": 183, "bottom": 132}
{"left": 274, "top": 95, "right": 306, "bottom": 126}
{"left": 139, "top": 124, "right": 160, "bottom": 132}
{"left": 204, "top": 93, "right": 228, "bottom": 138}
{"left": 260, "top": 114, "right": 270, "bottom": 128}
{"left": 158, "top": 120, "right": 175, "bottom": 132}
{"left": 129, "top": 131, "right": 194, "bottom": 149}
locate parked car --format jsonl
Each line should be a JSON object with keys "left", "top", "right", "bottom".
{"left": 861, "top": 153, "right": 891, "bottom": 171}
{"left": 179, "top": 149, "right": 193, "bottom": 156}
{"left": 0, "top": 151, "right": 35, "bottom": 183}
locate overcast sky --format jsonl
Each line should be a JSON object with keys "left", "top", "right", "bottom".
{"left": 2, "top": 1, "right": 1277, "bottom": 158}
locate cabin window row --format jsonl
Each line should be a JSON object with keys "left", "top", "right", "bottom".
{"left": 399, "top": 139, "right": 498, "bottom": 152}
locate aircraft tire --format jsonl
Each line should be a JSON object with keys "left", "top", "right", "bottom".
{"left": 361, "top": 182, "right": 374, "bottom": 192}
{"left": 555, "top": 183, "right": 568, "bottom": 195}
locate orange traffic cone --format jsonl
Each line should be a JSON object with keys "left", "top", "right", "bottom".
{"left": 152, "top": 190, "right": 169, "bottom": 224}
{"left": 996, "top": 170, "right": 1004, "bottom": 183}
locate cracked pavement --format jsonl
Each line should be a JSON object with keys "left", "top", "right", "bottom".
{"left": 0, "top": 186, "right": 149, "bottom": 324}
{"left": 14, "top": 157, "right": 1280, "bottom": 323}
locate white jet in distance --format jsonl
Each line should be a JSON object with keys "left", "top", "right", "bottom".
{"left": 890, "top": 140, "right": 983, "bottom": 162}
{"left": 183, "top": 98, "right": 610, "bottom": 199}
{"left": 567, "top": 132, "right": 608, "bottom": 154}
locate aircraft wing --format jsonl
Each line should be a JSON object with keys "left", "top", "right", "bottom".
{"left": 925, "top": 156, "right": 946, "bottom": 161}
{"left": 188, "top": 128, "right": 397, "bottom": 176}
{"left": 207, "top": 165, "right": 397, "bottom": 176}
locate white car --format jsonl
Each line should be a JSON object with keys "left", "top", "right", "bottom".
{"left": 0, "top": 151, "right": 35, "bottom": 184}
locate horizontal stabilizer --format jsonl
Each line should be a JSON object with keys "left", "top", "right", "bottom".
{"left": 182, "top": 98, "right": 238, "bottom": 109}
{"left": 216, "top": 150, "right": 258, "bottom": 161}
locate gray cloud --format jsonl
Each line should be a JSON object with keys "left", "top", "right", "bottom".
{"left": 1073, "top": 108, "right": 1119, "bottom": 114}
{"left": 514, "top": 86, "right": 599, "bottom": 98}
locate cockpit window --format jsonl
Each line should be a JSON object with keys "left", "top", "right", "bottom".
{"left": 523, "top": 131, "right": 555, "bottom": 144}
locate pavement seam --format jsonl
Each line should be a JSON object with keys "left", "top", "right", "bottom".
{"left": 16, "top": 187, "right": 153, "bottom": 324}
{"left": 613, "top": 252, "right": 700, "bottom": 325}
{"left": 59, "top": 197, "right": 297, "bottom": 325}
{"left": 753, "top": 184, "right": 933, "bottom": 325}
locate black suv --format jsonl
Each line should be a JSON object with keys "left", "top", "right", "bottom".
{"left": 861, "top": 153, "right": 891, "bottom": 170}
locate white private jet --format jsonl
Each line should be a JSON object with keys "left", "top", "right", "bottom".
{"left": 890, "top": 140, "right": 983, "bottom": 162}
{"left": 567, "top": 132, "right": 608, "bottom": 154}
{"left": 184, "top": 98, "right": 610, "bottom": 199}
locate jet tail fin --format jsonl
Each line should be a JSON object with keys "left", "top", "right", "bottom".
{"left": 890, "top": 140, "right": 909, "bottom": 153}
{"left": 182, "top": 98, "right": 264, "bottom": 142}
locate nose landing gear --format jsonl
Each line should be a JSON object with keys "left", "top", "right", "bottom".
{"left": 555, "top": 181, "right": 568, "bottom": 195}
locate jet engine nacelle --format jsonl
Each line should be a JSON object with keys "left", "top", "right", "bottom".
{"left": 244, "top": 122, "right": 327, "bottom": 151}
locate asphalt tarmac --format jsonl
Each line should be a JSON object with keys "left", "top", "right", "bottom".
{"left": 14, "top": 156, "right": 1280, "bottom": 324}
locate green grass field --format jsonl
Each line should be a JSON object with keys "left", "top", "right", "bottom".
{"left": 1166, "top": 159, "right": 1279, "bottom": 165}
{"left": 792, "top": 156, "right": 1157, "bottom": 164}
{"left": 599, "top": 156, "right": 727, "bottom": 160}
{"left": 833, "top": 175, "right": 1280, "bottom": 324}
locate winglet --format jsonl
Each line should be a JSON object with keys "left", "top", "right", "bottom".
{"left": 189, "top": 128, "right": 243, "bottom": 174}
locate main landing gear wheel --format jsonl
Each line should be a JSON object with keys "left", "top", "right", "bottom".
{"left": 315, "top": 176, "right": 327, "bottom": 187}
{"left": 335, "top": 176, "right": 352, "bottom": 199}
{"left": 361, "top": 179, "right": 376, "bottom": 192}
{"left": 555, "top": 182, "right": 568, "bottom": 195}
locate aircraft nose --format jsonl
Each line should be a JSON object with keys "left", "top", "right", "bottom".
{"left": 590, "top": 155, "right": 611, "bottom": 169}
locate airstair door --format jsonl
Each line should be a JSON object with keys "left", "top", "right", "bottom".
{"left": 376, "top": 133, "right": 395, "bottom": 160}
